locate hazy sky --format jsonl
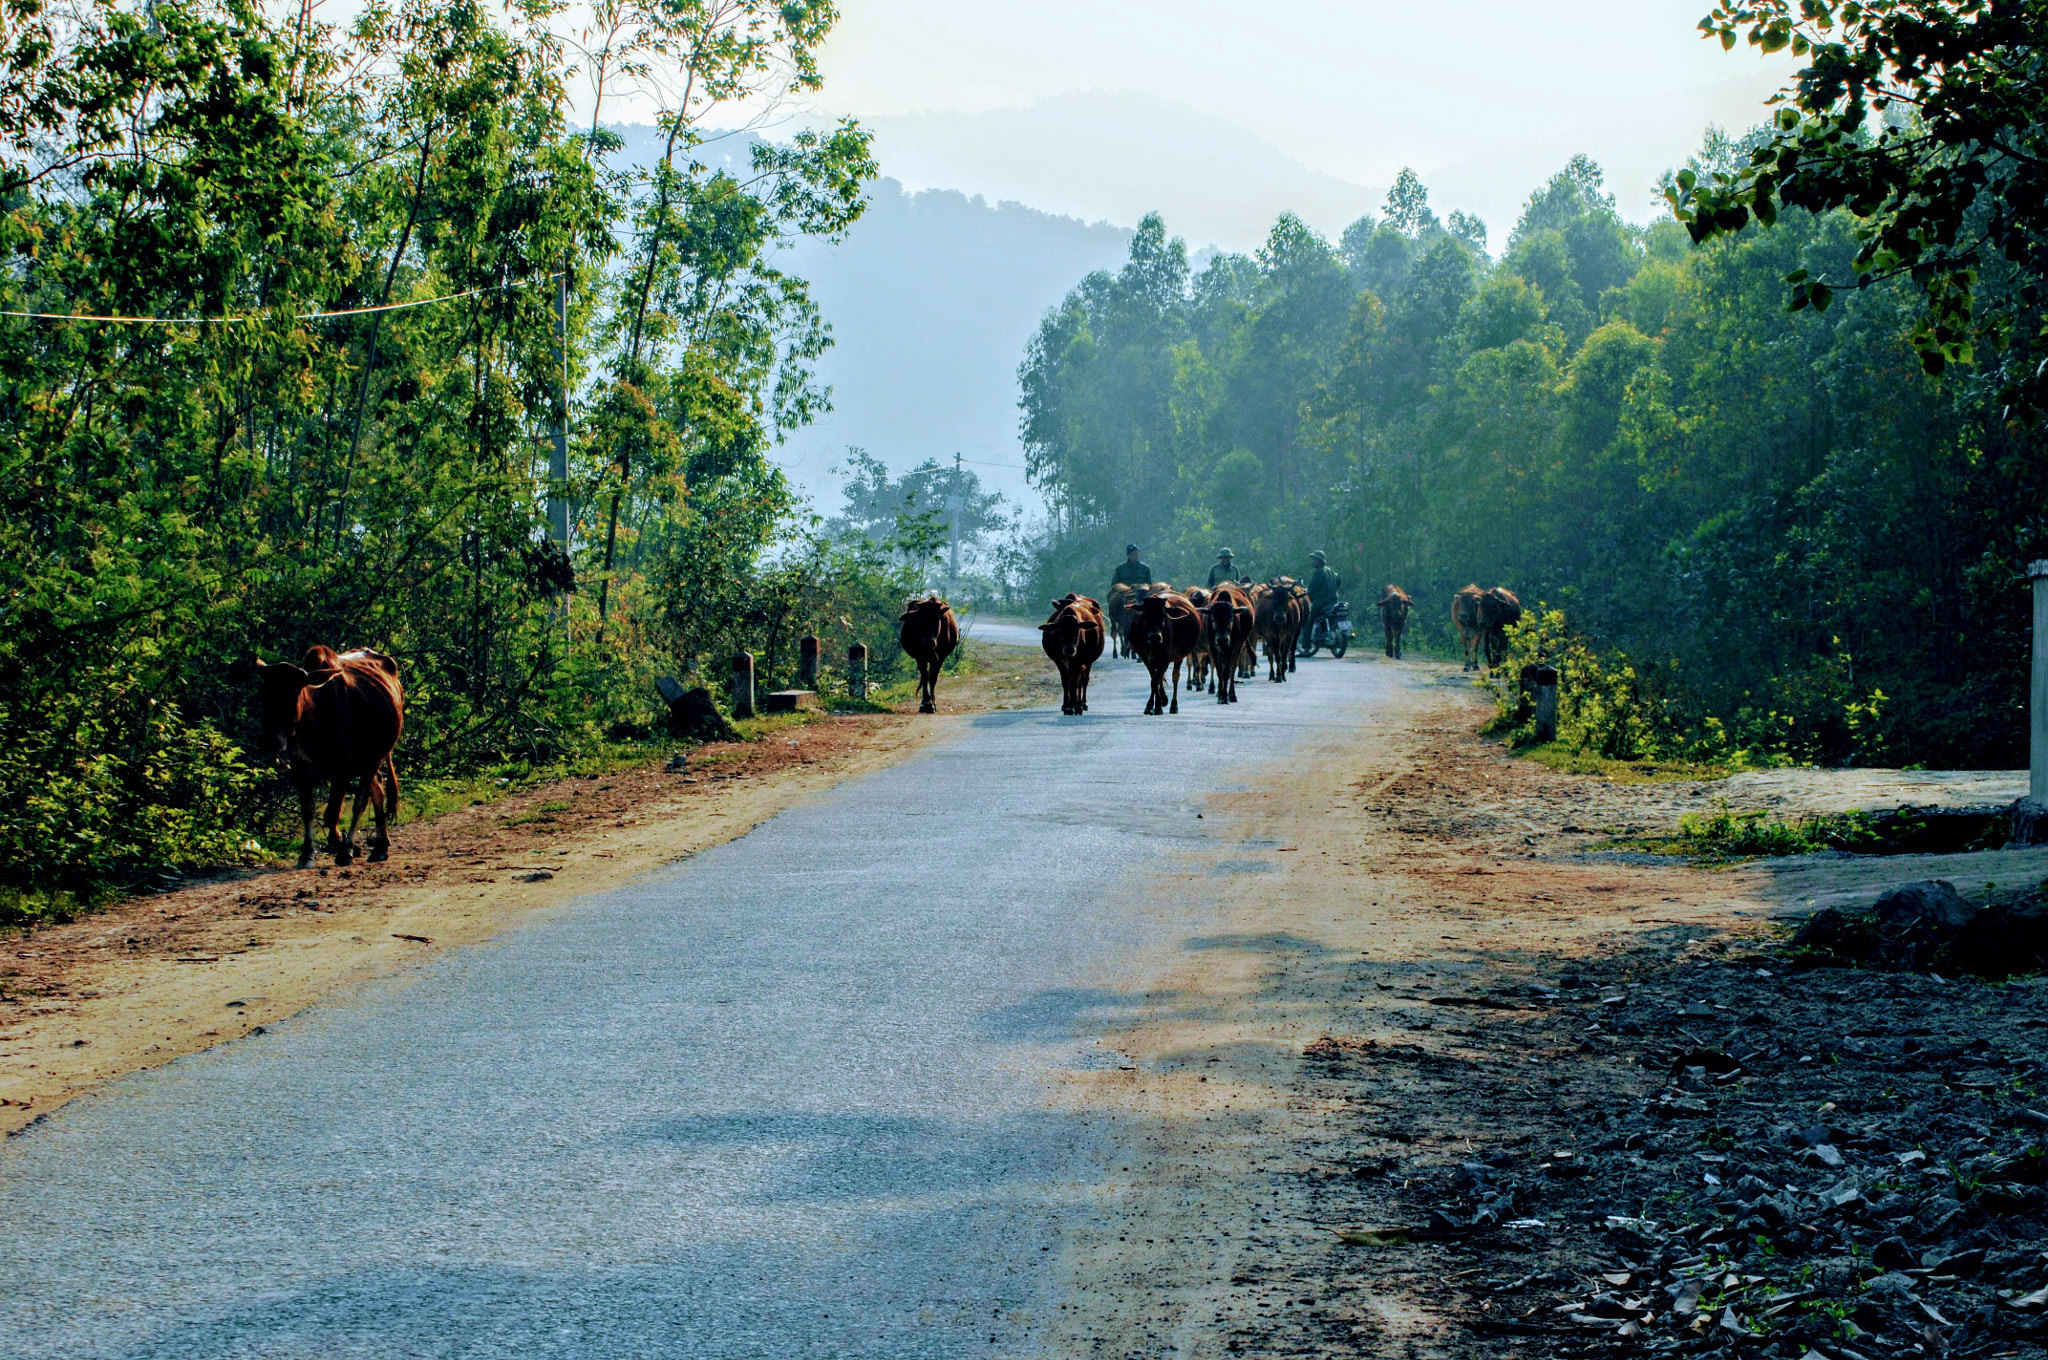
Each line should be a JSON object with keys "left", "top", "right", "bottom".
{"left": 725, "top": 0, "right": 1801, "bottom": 250}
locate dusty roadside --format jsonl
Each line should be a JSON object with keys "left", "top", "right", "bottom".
{"left": 1034, "top": 664, "right": 2048, "bottom": 1358}
{"left": 0, "top": 645, "right": 1061, "bottom": 1137}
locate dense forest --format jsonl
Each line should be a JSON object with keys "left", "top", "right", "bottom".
{"left": 1017, "top": 127, "right": 2044, "bottom": 768}
{"left": 0, "top": 0, "right": 957, "bottom": 898}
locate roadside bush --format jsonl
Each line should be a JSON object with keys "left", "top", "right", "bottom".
{"left": 1486, "top": 606, "right": 1897, "bottom": 768}
{"left": 1671, "top": 803, "right": 1884, "bottom": 858}
{"left": 0, "top": 684, "right": 266, "bottom": 904}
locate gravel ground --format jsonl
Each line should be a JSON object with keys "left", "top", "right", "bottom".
{"left": 1275, "top": 920, "right": 2048, "bottom": 1360}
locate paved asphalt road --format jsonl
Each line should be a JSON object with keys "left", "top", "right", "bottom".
{"left": 1, "top": 639, "right": 1399, "bottom": 1359}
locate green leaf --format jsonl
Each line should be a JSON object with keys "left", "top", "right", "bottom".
{"left": 1809, "top": 281, "right": 1834, "bottom": 312}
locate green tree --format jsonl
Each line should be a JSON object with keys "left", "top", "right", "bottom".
{"left": 1674, "top": 0, "right": 2048, "bottom": 406}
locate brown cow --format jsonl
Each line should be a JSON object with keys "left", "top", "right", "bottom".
{"left": 1280, "top": 578, "right": 1310, "bottom": 673}
{"left": 1453, "top": 584, "right": 1485, "bottom": 671}
{"left": 1479, "top": 587, "right": 1523, "bottom": 669}
{"left": 1125, "top": 591, "right": 1203, "bottom": 715}
{"left": 1040, "top": 594, "right": 1106, "bottom": 715}
{"left": 898, "top": 594, "right": 960, "bottom": 713}
{"left": 1206, "top": 582, "right": 1255, "bottom": 704}
{"left": 1239, "top": 581, "right": 1267, "bottom": 679}
{"left": 1378, "top": 585, "right": 1413, "bottom": 659}
{"left": 1105, "top": 582, "right": 1144, "bottom": 658}
{"left": 1182, "top": 586, "right": 1214, "bottom": 692}
{"left": 257, "top": 646, "right": 404, "bottom": 867}
{"left": 1255, "top": 577, "right": 1308, "bottom": 682}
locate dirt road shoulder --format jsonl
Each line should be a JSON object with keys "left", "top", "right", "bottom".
{"left": 1, "top": 644, "right": 1061, "bottom": 1139}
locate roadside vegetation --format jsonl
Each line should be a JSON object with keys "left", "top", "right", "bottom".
{"left": 0, "top": 0, "right": 1011, "bottom": 903}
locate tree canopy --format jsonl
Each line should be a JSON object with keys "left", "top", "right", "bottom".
{"left": 0, "top": 0, "right": 892, "bottom": 899}
{"left": 1671, "top": 0, "right": 2047, "bottom": 408}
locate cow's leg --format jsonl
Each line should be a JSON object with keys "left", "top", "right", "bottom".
{"left": 342, "top": 769, "right": 376, "bottom": 864}
{"left": 1169, "top": 659, "right": 1181, "bottom": 714}
{"left": 368, "top": 757, "right": 396, "bottom": 862}
{"left": 296, "top": 777, "right": 317, "bottom": 868}
{"left": 1078, "top": 661, "right": 1090, "bottom": 712}
{"left": 323, "top": 779, "right": 349, "bottom": 865}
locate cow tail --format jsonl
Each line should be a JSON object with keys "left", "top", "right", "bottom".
{"left": 382, "top": 755, "right": 401, "bottom": 822}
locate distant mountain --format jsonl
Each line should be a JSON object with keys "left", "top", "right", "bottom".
{"left": 605, "top": 125, "right": 1133, "bottom": 514}
{"left": 864, "top": 90, "right": 1386, "bottom": 254}
{"left": 774, "top": 180, "right": 1131, "bottom": 513}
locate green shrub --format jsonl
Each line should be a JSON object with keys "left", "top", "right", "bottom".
{"left": 1670, "top": 803, "right": 1884, "bottom": 858}
{"left": 1485, "top": 606, "right": 1895, "bottom": 769}
{"left": 0, "top": 684, "right": 267, "bottom": 902}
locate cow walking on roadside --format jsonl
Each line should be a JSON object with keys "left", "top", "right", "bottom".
{"left": 1126, "top": 591, "right": 1204, "bottom": 715}
{"left": 1040, "top": 594, "right": 1106, "bottom": 715}
{"left": 1479, "top": 587, "right": 1523, "bottom": 669}
{"left": 1255, "top": 577, "right": 1308, "bottom": 682}
{"left": 1378, "top": 585, "right": 1413, "bottom": 659}
{"left": 1453, "top": 585, "right": 1485, "bottom": 670}
{"left": 257, "top": 646, "right": 405, "bottom": 867}
{"left": 898, "top": 594, "right": 960, "bottom": 713}
{"left": 1206, "top": 582, "right": 1255, "bottom": 704}
{"left": 1105, "top": 582, "right": 1143, "bottom": 658}
{"left": 1453, "top": 584, "right": 1522, "bottom": 670}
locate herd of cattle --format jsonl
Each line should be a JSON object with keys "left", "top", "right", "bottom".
{"left": 898, "top": 577, "right": 1523, "bottom": 719}
{"left": 253, "top": 579, "right": 1522, "bottom": 871}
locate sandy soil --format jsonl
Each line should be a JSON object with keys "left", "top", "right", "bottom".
{"left": 0, "top": 646, "right": 1061, "bottom": 1137}
{"left": 1026, "top": 663, "right": 2048, "bottom": 1358}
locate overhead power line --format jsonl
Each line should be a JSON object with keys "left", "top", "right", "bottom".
{"left": 0, "top": 273, "right": 564, "bottom": 326}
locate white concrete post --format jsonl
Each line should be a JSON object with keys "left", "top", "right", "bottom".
{"left": 2031, "top": 561, "right": 2048, "bottom": 801}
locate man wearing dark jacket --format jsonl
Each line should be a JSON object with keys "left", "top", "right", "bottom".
{"left": 1306, "top": 550, "right": 1341, "bottom": 619}
{"left": 1206, "top": 548, "right": 1238, "bottom": 588}
{"left": 1112, "top": 543, "right": 1152, "bottom": 591}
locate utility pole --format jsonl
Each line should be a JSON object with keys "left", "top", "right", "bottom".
{"left": 549, "top": 261, "right": 571, "bottom": 647}
{"left": 549, "top": 262, "right": 570, "bottom": 549}
{"left": 946, "top": 451, "right": 965, "bottom": 589}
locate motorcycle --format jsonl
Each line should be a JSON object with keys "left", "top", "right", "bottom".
{"left": 1298, "top": 601, "right": 1353, "bottom": 658}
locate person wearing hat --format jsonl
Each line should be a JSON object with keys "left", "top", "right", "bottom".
{"left": 1306, "top": 549, "right": 1341, "bottom": 621}
{"left": 1111, "top": 543, "right": 1152, "bottom": 591}
{"left": 1205, "top": 548, "right": 1238, "bottom": 588}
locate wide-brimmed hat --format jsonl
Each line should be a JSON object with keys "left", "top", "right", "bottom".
{"left": 1217, "top": 547, "right": 1234, "bottom": 559}
{"left": 1310, "top": 550, "right": 1326, "bottom": 563}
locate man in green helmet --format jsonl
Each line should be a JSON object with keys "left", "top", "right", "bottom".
{"left": 1306, "top": 549, "right": 1341, "bottom": 620}
{"left": 1205, "top": 547, "right": 1238, "bottom": 588}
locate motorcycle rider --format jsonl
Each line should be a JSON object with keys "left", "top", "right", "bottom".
{"left": 1305, "top": 551, "right": 1341, "bottom": 632}
{"left": 1205, "top": 547, "right": 1237, "bottom": 588}
{"left": 1112, "top": 543, "right": 1152, "bottom": 592}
